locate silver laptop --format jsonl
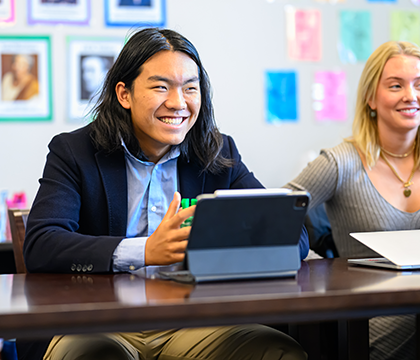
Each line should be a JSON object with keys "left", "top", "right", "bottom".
{"left": 159, "top": 189, "right": 309, "bottom": 283}
{"left": 348, "top": 230, "right": 420, "bottom": 270}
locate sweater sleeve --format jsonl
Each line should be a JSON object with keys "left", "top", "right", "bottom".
{"left": 284, "top": 149, "right": 339, "bottom": 210}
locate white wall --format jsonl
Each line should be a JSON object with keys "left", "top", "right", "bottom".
{"left": 0, "top": 0, "right": 416, "bottom": 205}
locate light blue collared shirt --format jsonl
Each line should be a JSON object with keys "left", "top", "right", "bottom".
{"left": 112, "top": 143, "right": 180, "bottom": 272}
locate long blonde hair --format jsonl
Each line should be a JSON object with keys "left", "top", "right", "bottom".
{"left": 348, "top": 41, "right": 420, "bottom": 168}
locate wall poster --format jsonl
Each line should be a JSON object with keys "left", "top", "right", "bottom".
{"left": 312, "top": 71, "right": 347, "bottom": 122}
{"left": 266, "top": 70, "right": 298, "bottom": 123}
{"left": 286, "top": 6, "right": 322, "bottom": 62}
{"left": 391, "top": 10, "right": 420, "bottom": 45}
{"left": 338, "top": 10, "right": 372, "bottom": 63}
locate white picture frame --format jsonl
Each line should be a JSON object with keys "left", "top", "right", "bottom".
{"left": 67, "top": 36, "right": 123, "bottom": 122}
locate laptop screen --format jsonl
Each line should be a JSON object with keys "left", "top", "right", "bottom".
{"left": 350, "top": 230, "right": 420, "bottom": 267}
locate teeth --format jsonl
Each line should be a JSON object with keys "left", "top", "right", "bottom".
{"left": 400, "top": 109, "right": 418, "bottom": 114}
{"left": 159, "top": 117, "right": 183, "bottom": 125}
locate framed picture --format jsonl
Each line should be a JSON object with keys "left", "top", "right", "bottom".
{"left": 67, "top": 36, "right": 123, "bottom": 122}
{"left": 0, "top": 35, "right": 52, "bottom": 122}
{"left": 0, "top": 0, "right": 15, "bottom": 24}
{"left": 105, "top": 0, "right": 165, "bottom": 27}
{"left": 27, "top": 0, "right": 90, "bottom": 26}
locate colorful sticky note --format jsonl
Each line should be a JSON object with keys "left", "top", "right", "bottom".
{"left": 391, "top": 11, "right": 420, "bottom": 45}
{"left": 286, "top": 7, "right": 322, "bottom": 62}
{"left": 312, "top": 71, "right": 347, "bottom": 122}
{"left": 339, "top": 11, "right": 372, "bottom": 63}
{"left": 266, "top": 71, "right": 298, "bottom": 123}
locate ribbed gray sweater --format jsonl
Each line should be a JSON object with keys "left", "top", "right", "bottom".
{"left": 286, "top": 141, "right": 420, "bottom": 258}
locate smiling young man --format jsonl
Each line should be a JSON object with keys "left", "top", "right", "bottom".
{"left": 21, "top": 28, "right": 309, "bottom": 360}
{"left": 116, "top": 50, "right": 201, "bottom": 164}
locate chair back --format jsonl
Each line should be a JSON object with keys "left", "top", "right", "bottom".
{"left": 8, "top": 209, "right": 30, "bottom": 274}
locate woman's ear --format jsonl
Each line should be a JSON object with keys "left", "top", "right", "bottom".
{"left": 368, "top": 98, "right": 376, "bottom": 110}
{"left": 115, "top": 82, "right": 131, "bottom": 109}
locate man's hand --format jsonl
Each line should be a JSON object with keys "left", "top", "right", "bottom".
{"left": 145, "top": 192, "right": 195, "bottom": 266}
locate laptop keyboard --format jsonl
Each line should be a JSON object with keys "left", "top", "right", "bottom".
{"left": 369, "top": 258, "right": 393, "bottom": 265}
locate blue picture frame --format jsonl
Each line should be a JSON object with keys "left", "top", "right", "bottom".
{"left": 105, "top": 0, "right": 166, "bottom": 28}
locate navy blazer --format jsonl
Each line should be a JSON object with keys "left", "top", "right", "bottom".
{"left": 24, "top": 124, "right": 309, "bottom": 273}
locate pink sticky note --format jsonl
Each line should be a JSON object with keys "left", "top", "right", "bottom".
{"left": 287, "top": 8, "right": 322, "bottom": 61}
{"left": 313, "top": 71, "right": 347, "bottom": 122}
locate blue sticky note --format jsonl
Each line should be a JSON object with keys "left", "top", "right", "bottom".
{"left": 339, "top": 11, "right": 372, "bottom": 63}
{"left": 266, "top": 71, "right": 298, "bottom": 123}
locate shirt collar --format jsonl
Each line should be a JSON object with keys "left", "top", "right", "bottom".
{"left": 121, "top": 139, "right": 180, "bottom": 165}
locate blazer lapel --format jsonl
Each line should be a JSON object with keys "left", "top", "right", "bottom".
{"left": 95, "top": 149, "right": 128, "bottom": 236}
{"left": 178, "top": 156, "right": 206, "bottom": 199}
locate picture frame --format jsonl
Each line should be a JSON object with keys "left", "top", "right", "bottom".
{"left": 67, "top": 36, "right": 123, "bottom": 122}
{"left": 27, "top": 0, "right": 90, "bottom": 26}
{"left": 105, "top": 0, "right": 166, "bottom": 27}
{"left": 0, "top": 0, "right": 15, "bottom": 24}
{"left": 0, "top": 35, "right": 52, "bottom": 122}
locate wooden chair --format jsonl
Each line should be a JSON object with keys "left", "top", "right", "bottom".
{"left": 8, "top": 209, "right": 30, "bottom": 274}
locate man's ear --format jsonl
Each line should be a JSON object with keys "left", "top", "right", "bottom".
{"left": 115, "top": 81, "right": 131, "bottom": 109}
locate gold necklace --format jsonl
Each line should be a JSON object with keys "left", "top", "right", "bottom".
{"left": 380, "top": 152, "right": 417, "bottom": 197}
{"left": 381, "top": 143, "right": 416, "bottom": 158}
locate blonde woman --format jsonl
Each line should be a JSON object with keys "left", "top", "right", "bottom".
{"left": 286, "top": 41, "right": 420, "bottom": 359}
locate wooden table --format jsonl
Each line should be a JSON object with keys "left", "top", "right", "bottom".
{"left": 1, "top": 258, "right": 420, "bottom": 360}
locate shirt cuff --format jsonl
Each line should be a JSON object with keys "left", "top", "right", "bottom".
{"left": 112, "top": 237, "right": 147, "bottom": 272}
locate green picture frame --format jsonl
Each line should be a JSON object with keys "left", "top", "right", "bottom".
{"left": 0, "top": 35, "right": 52, "bottom": 122}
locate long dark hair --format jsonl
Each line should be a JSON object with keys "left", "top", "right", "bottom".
{"left": 90, "top": 28, "right": 231, "bottom": 174}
